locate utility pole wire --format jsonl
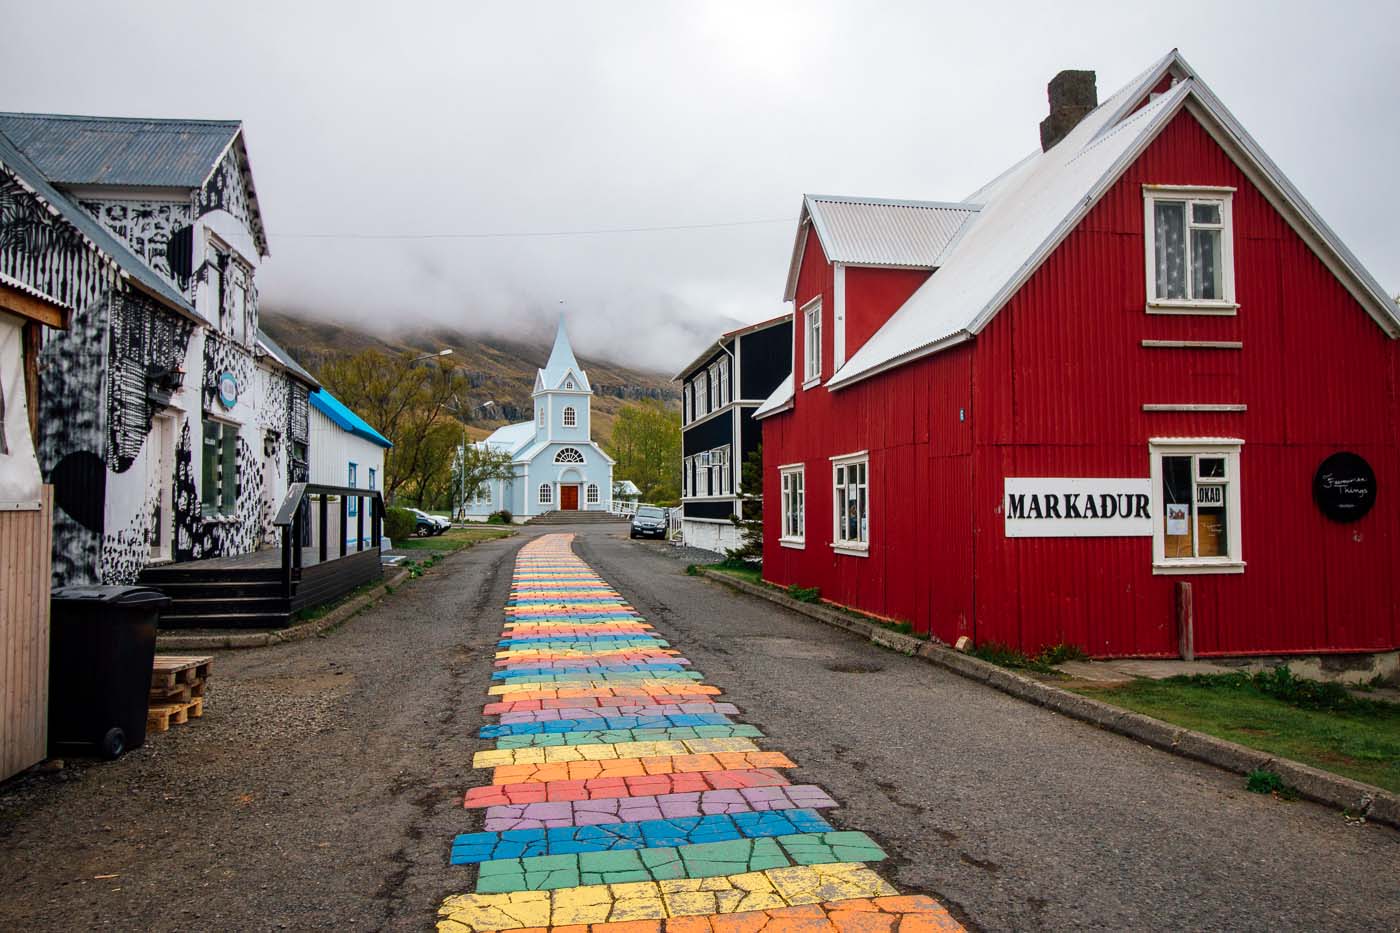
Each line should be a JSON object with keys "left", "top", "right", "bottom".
{"left": 272, "top": 216, "right": 796, "bottom": 241}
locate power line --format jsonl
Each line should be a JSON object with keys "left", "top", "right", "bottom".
{"left": 271, "top": 216, "right": 796, "bottom": 241}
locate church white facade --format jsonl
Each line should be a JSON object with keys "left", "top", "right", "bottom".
{"left": 465, "top": 320, "right": 614, "bottom": 519}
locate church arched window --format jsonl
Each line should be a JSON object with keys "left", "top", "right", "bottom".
{"left": 562, "top": 406, "right": 577, "bottom": 427}
{"left": 555, "top": 447, "right": 585, "bottom": 464}
{"left": 586, "top": 483, "right": 600, "bottom": 504}
{"left": 538, "top": 483, "right": 553, "bottom": 504}
{"left": 566, "top": 379, "right": 575, "bottom": 390}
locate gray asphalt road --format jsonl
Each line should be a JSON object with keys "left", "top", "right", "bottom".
{"left": 571, "top": 526, "right": 1400, "bottom": 933}
{"left": 2, "top": 523, "right": 1396, "bottom": 932}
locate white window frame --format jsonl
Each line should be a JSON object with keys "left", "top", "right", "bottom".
{"left": 200, "top": 416, "right": 238, "bottom": 517}
{"left": 537, "top": 406, "right": 545, "bottom": 428}
{"left": 718, "top": 359, "right": 730, "bottom": 406}
{"left": 347, "top": 462, "right": 358, "bottom": 516}
{"left": 554, "top": 447, "right": 585, "bottom": 464}
{"left": 562, "top": 406, "right": 577, "bottom": 428}
{"left": 696, "top": 372, "right": 709, "bottom": 418}
{"left": 779, "top": 464, "right": 805, "bottom": 548}
{"left": 538, "top": 483, "right": 553, "bottom": 505}
{"left": 708, "top": 362, "right": 721, "bottom": 411}
{"left": 586, "top": 483, "right": 600, "bottom": 504}
{"left": 229, "top": 274, "right": 248, "bottom": 344}
{"left": 1149, "top": 438, "right": 1244, "bottom": 574}
{"left": 683, "top": 385, "right": 691, "bottom": 424}
{"left": 802, "top": 297, "right": 822, "bottom": 387}
{"left": 830, "top": 451, "right": 869, "bottom": 556}
{"left": 1143, "top": 186, "right": 1237, "bottom": 314}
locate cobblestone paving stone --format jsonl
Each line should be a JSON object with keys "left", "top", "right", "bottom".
{"left": 464, "top": 769, "right": 797, "bottom": 808}
{"left": 481, "top": 786, "right": 840, "bottom": 832}
{"left": 437, "top": 533, "right": 963, "bottom": 932}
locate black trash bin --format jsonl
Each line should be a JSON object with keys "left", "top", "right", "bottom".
{"left": 48, "top": 585, "right": 171, "bottom": 759}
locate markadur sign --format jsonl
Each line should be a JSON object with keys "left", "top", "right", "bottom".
{"left": 1004, "top": 477, "right": 1152, "bottom": 538}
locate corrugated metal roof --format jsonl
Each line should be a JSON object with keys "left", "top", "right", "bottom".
{"left": 0, "top": 272, "right": 71, "bottom": 311}
{"left": 310, "top": 389, "right": 393, "bottom": 448}
{"left": 256, "top": 329, "right": 320, "bottom": 389}
{"left": 829, "top": 49, "right": 1400, "bottom": 389}
{"left": 0, "top": 128, "right": 199, "bottom": 319}
{"left": 806, "top": 195, "right": 979, "bottom": 267}
{"left": 0, "top": 113, "right": 239, "bottom": 188}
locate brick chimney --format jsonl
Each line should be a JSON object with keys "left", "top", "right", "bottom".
{"left": 1039, "top": 69, "right": 1097, "bottom": 151}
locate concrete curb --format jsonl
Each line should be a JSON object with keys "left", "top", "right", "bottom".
{"left": 698, "top": 568, "right": 1400, "bottom": 829}
{"left": 156, "top": 567, "right": 413, "bottom": 651}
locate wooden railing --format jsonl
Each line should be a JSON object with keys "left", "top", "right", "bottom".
{"left": 272, "top": 483, "right": 384, "bottom": 599}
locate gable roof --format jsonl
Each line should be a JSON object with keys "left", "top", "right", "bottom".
{"left": 537, "top": 317, "right": 592, "bottom": 392}
{"left": 784, "top": 195, "right": 980, "bottom": 301}
{"left": 309, "top": 388, "right": 392, "bottom": 448}
{"left": 674, "top": 312, "right": 792, "bottom": 381}
{"left": 0, "top": 113, "right": 240, "bottom": 188}
{"left": 0, "top": 112, "right": 270, "bottom": 256}
{"left": 819, "top": 50, "right": 1400, "bottom": 391}
{"left": 482, "top": 421, "right": 537, "bottom": 457}
{"left": 0, "top": 128, "right": 200, "bottom": 321}
{"left": 256, "top": 329, "right": 320, "bottom": 389}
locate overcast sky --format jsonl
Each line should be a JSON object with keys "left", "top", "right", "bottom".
{"left": 4, "top": 0, "right": 1397, "bottom": 369}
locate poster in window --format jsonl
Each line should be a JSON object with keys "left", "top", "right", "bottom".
{"left": 1165, "top": 503, "right": 1189, "bottom": 536}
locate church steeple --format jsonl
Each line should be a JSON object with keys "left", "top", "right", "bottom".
{"left": 535, "top": 317, "right": 591, "bottom": 394}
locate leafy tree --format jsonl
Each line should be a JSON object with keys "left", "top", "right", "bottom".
{"left": 315, "top": 349, "right": 465, "bottom": 502}
{"left": 451, "top": 443, "right": 515, "bottom": 518}
{"left": 726, "top": 444, "right": 763, "bottom": 563}
{"left": 605, "top": 400, "right": 680, "bottom": 502}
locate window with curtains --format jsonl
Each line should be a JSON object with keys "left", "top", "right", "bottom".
{"left": 832, "top": 453, "right": 868, "bottom": 551}
{"left": 780, "top": 467, "right": 805, "bottom": 543}
{"left": 1145, "top": 187, "right": 1235, "bottom": 309}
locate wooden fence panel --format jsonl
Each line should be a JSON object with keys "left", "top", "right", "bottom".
{"left": 1, "top": 485, "right": 52, "bottom": 780}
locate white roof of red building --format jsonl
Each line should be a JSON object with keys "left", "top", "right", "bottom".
{"left": 783, "top": 196, "right": 980, "bottom": 301}
{"left": 759, "top": 49, "right": 1400, "bottom": 413}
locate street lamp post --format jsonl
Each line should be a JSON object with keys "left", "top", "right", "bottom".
{"left": 409, "top": 348, "right": 454, "bottom": 364}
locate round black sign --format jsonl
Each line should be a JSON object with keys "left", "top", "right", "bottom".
{"left": 1312, "top": 452, "right": 1376, "bottom": 523}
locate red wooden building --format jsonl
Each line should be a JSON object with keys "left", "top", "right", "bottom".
{"left": 755, "top": 51, "right": 1400, "bottom": 659}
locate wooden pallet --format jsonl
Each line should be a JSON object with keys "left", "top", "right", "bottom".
{"left": 146, "top": 697, "right": 204, "bottom": 733}
{"left": 150, "top": 655, "right": 213, "bottom": 691}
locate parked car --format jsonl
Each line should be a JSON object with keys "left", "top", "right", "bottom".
{"left": 407, "top": 508, "right": 450, "bottom": 536}
{"left": 630, "top": 505, "right": 669, "bottom": 540}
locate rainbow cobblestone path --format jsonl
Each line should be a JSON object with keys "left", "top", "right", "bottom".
{"left": 438, "top": 533, "right": 964, "bottom": 933}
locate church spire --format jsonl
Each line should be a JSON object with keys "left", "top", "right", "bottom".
{"left": 538, "top": 316, "right": 591, "bottom": 392}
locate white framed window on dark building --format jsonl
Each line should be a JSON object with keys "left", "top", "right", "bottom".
{"left": 1144, "top": 186, "right": 1236, "bottom": 312}
{"left": 831, "top": 452, "right": 868, "bottom": 554}
{"left": 779, "top": 465, "right": 805, "bottom": 546}
{"left": 1149, "top": 438, "right": 1244, "bottom": 573}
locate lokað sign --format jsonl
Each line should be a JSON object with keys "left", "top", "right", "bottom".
{"left": 1005, "top": 477, "right": 1152, "bottom": 538}
{"left": 1313, "top": 452, "right": 1376, "bottom": 523}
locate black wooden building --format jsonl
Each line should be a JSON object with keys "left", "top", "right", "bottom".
{"left": 675, "top": 314, "right": 792, "bottom": 552}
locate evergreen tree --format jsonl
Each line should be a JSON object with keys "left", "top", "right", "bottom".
{"left": 726, "top": 444, "right": 763, "bottom": 563}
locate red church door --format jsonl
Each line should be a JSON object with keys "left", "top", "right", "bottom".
{"left": 561, "top": 485, "right": 579, "bottom": 510}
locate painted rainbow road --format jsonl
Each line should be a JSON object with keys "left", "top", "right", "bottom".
{"left": 437, "top": 533, "right": 964, "bottom": 933}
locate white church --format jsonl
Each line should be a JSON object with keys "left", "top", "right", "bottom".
{"left": 464, "top": 320, "right": 615, "bottom": 519}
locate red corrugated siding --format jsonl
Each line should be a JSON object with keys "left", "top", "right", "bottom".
{"left": 843, "top": 266, "right": 930, "bottom": 361}
{"left": 764, "top": 107, "right": 1399, "bottom": 657}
